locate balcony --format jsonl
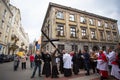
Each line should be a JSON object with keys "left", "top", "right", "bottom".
{"left": 11, "top": 34, "right": 19, "bottom": 41}
{"left": 82, "top": 35, "right": 88, "bottom": 39}
{"left": 91, "top": 36, "right": 97, "bottom": 40}
{"left": 100, "top": 38, "right": 106, "bottom": 41}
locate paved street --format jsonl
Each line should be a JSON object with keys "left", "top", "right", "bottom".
{"left": 0, "top": 60, "right": 115, "bottom": 80}
{"left": 0, "top": 60, "right": 44, "bottom": 80}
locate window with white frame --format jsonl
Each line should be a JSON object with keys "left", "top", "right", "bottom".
{"left": 56, "top": 24, "right": 64, "bottom": 36}
{"left": 99, "top": 31, "right": 104, "bottom": 40}
{"left": 3, "top": 9, "right": 7, "bottom": 18}
{"left": 98, "top": 20, "right": 101, "bottom": 27}
{"left": 6, "top": 26, "right": 9, "bottom": 32}
{"left": 91, "top": 30, "right": 96, "bottom": 39}
{"left": 111, "top": 24, "right": 116, "bottom": 29}
{"left": 9, "top": 17, "right": 12, "bottom": 23}
{"left": 105, "top": 22, "right": 108, "bottom": 28}
{"left": 70, "top": 26, "right": 76, "bottom": 38}
{"left": 80, "top": 16, "right": 86, "bottom": 23}
{"left": 81, "top": 29, "right": 86, "bottom": 36}
{"left": 89, "top": 18, "right": 94, "bottom": 25}
{"left": 106, "top": 32, "right": 111, "bottom": 40}
{"left": 56, "top": 11, "right": 64, "bottom": 19}
{"left": 113, "top": 32, "right": 117, "bottom": 40}
{"left": 69, "top": 14, "right": 75, "bottom": 21}
{"left": 1, "top": 20, "right": 5, "bottom": 28}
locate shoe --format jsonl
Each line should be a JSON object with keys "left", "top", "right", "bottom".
{"left": 31, "top": 76, "right": 34, "bottom": 78}
{"left": 55, "top": 76, "right": 59, "bottom": 78}
{"left": 39, "top": 75, "right": 41, "bottom": 77}
{"left": 85, "top": 73, "right": 90, "bottom": 76}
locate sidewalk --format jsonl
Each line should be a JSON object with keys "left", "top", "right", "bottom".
{"left": 44, "top": 70, "right": 115, "bottom": 80}
{"left": 44, "top": 70, "right": 100, "bottom": 80}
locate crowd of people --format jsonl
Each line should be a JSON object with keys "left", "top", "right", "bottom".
{"left": 13, "top": 43, "right": 120, "bottom": 80}
{"left": 30, "top": 43, "right": 120, "bottom": 80}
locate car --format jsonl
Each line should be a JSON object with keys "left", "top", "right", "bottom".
{"left": 0, "top": 54, "right": 4, "bottom": 63}
{"left": 3, "top": 55, "right": 9, "bottom": 62}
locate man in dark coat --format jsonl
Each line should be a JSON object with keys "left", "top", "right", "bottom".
{"left": 82, "top": 50, "right": 90, "bottom": 75}
{"left": 58, "top": 50, "right": 65, "bottom": 74}
{"left": 42, "top": 51, "right": 51, "bottom": 78}
{"left": 51, "top": 48, "right": 59, "bottom": 78}
{"left": 72, "top": 52, "right": 79, "bottom": 75}
{"left": 31, "top": 50, "right": 42, "bottom": 78}
{"left": 78, "top": 50, "right": 84, "bottom": 69}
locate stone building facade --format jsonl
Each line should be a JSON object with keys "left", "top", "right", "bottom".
{"left": 41, "top": 2, "right": 119, "bottom": 52}
{"left": 0, "top": 0, "right": 13, "bottom": 54}
{"left": 0, "top": 0, "right": 29, "bottom": 54}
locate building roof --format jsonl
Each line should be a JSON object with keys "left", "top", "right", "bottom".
{"left": 42, "top": 2, "right": 117, "bottom": 30}
{"left": 49, "top": 2, "right": 117, "bottom": 22}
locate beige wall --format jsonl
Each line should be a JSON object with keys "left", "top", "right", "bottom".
{"left": 0, "top": 0, "right": 12, "bottom": 54}
{"left": 0, "top": 1, "right": 29, "bottom": 54}
{"left": 41, "top": 3, "right": 119, "bottom": 52}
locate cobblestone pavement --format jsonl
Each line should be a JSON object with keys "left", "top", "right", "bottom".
{"left": 0, "top": 60, "right": 115, "bottom": 80}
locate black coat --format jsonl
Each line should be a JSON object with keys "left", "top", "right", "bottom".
{"left": 34, "top": 54, "right": 42, "bottom": 66}
{"left": 72, "top": 54, "right": 79, "bottom": 75}
{"left": 78, "top": 53, "right": 84, "bottom": 69}
{"left": 42, "top": 53, "right": 51, "bottom": 77}
{"left": 58, "top": 54, "right": 64, "bottom": 73}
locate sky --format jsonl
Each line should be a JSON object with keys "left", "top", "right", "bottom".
{"left": 10, "top": 0, "right": 120, "bottom": 43}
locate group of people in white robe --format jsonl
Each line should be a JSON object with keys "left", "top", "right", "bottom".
{"left": 96, "top": 43, "right": 120, "bottom": 80}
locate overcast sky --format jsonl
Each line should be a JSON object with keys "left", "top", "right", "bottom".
{"left": 10, "top": 0, "right": 120, "bottom": 43}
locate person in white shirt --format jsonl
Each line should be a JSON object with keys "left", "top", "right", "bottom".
{"left": 63, "top": 51, "right": 72, "bottom": 77}
{"left": 107, "top": 47, "right": 116, "bottom": 73}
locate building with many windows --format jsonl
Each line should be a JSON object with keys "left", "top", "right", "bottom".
{"left": 41, "top": 2, "right": 119, "bottom": 52}
{"left": 0, "top": 0, "right": 13, "bottom": 54}
{"left": 0, "top": 0, "right": 29, "bottom": 54}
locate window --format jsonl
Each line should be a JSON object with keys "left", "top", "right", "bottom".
{"left": 70, "top": 26, "right": 76, "bottom": 38}
{"left": 89, "top": 18, "right": 94, "bottom": 25}
{"left": 6, "top": 26, "right": 9, "bottom": 32}
{"left": 72, "top": 45, "right": 78, "bottom": 52}
{"left": 69, "top": 14, "right": 75, "bottom": 21}
{"left": 9, "top": 17, "right": 12, "bottom": 23}
{"left": 81, "top": 28, "right": 87, "bottom": 39}
{"left": 0, "top": 32, "right": 2, "bottom": 37}
{"left": 3, "top": 10, "right": 7, "bottom": 18}
{"left": 99, "top": 31, "right": 104, "bottom": 40}
{"left": 113, "top": 32, "right": 117, "bottom": 41}
{"left": 105, "top": 22, "right": 108, "bottom": 28}
{"left": 58, "top": 44, "right": 65, "bottom": 52}
{"left": 83, "top": 46, "right": 89, "bottom": 52}
{"left": 56, "top": 24, "right": 64, "bottom": 36}
{"left": 91, "top": 30, "right": 96, "bottom": 39}
{"left": 98, "top": 21, "right": 101, "bottom": 27}
{"left": 56, "top": 11, "right": 64, "bottom": 19}
{"left": 80, "top": 16, "right": 86, "bottom": 23}
{"left": 111, "top": 24, "right": 116, "bottom": 29}
{"left": 82, "top": 29, "right": 86, "bottom": 36}
{"left": 106, "top": 32, "right": 111, "bottom": 40}
{"left": 1, "top": 20, "right": 5, "bottom": 28}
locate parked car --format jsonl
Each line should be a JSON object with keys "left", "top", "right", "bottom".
{"left": 3, "top": 54, "right": 14, "bottom": 62}
{"left": 0, "top": 54, "right": 4, "bottom": 63}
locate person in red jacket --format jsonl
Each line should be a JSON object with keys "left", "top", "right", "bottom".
{"left": 30, "top": 54, "right": 35, "bottom": 68}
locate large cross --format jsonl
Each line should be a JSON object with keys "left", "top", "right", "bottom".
{"left": 41, "top": 30, "right": 61, "bottom": 54}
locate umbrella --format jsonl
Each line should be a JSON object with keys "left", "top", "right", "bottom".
{"left": 17, "top": 52, "right": 24, "bottom": 57}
